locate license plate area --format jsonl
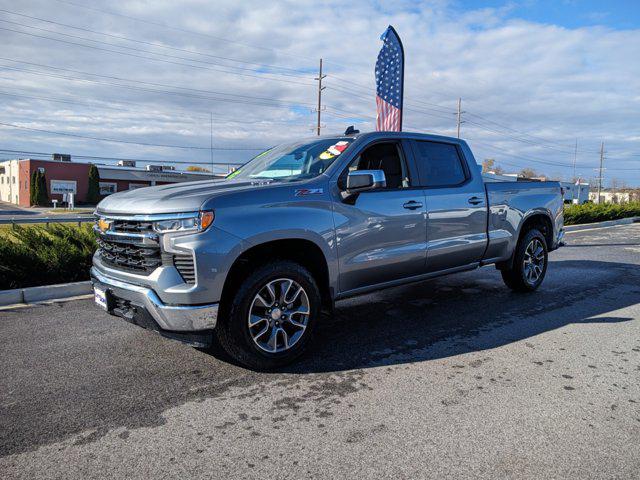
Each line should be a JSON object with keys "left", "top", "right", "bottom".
{"left": 94, "top": 286, "right": 111, "bottom": 311}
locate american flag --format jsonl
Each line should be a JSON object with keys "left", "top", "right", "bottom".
{"left": 375, "top": 26, "right": 404, "bottom": 131}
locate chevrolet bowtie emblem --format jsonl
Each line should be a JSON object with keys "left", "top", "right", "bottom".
{"left": 97, "top": 218, "right": 111, "bottom": 233}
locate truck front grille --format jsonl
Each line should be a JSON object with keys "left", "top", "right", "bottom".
{"left": 173, "top": 253, "right": 196, "bottom": 284}
{"left": 95, "top": 216, "right": 161, "bottom": 275}
{"left": 111, "top": 220, "right": 154, "bottom": 234}
{"left": 97, "top": 237, "right": 161, "bottom": 274}
{"left": 95, "top": 214, "right": 196, "bottom": 283}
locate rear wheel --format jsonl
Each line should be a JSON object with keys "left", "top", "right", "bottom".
{"left": 501, "top": 228, "right": 548, "bottom": 292}
{"left": 216, "top": 260, "right": 320, "bottom": 370}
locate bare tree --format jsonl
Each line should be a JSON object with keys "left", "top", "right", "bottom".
{"left": 482, "top": 158, "right": 504, "bottom": 174}
{"left": 519, "top": 167, "right": 538, "bottom": 179}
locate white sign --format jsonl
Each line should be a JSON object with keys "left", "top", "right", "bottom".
{"left": 50, "top": 180, "right": 77, "bottom": 194}
{"left": 128, "top": 183, "right": 148, "bottom": 190}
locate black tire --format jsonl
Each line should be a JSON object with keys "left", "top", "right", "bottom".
{"left": 215, "top": 260, "right": 320, "bottom": 370}
{"left": 501, "top": 228, "right": 548, "bottom": 292}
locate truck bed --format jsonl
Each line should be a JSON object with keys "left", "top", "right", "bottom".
{"left": 482, "top": 181, "right": 564, "bottom": 264}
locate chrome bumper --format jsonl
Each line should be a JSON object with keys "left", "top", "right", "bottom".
{"left": 90, "top": 267, "right": 218, "bottom": 331}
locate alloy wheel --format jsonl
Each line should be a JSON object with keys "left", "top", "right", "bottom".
{"left": 247, "top": 278, "right": 310, "bottom": 353}
{"left": 523, "top": 238, "right": 545, "bottom": 284}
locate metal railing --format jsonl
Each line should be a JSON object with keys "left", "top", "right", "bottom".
{"left": 0, "top": 215, "right": 94, "bottom": 226}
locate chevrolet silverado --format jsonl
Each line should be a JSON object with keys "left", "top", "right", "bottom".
{"left": 91, "top": 131, "right": 564, "bottom": 369}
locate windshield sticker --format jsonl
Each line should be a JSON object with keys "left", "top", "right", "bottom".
{"left": 319, "top": 141, "right": 350, "bottom": 160}
{"left": 295, "top": 188, "right": 324, "bottom": 197}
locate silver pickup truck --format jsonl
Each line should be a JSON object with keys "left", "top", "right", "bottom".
{"left": 91, "top": 131, "right": 564, "bottom": 369}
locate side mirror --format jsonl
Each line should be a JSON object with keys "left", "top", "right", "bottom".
{"left": 346, "top": 170, "right": 386, "bottom": 194}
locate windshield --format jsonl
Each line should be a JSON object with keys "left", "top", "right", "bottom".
{"left": 228, "top": 138, "right": 353, "bottom": 181}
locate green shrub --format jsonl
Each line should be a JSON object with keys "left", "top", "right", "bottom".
{"left": 29, "top": 170, "right": 37, "bottom": 206}
{"left": 31, "top": 170, "right": 49, "bottom": 206}
{"left": 564, "top": 202, "right": 640, "bottom": 225}
{"left": 0, "top": 224, "right": 96, "bottom": 290}
{"left": 37, "top": 170, "right": 48, "bottom": 206}
{"left": 86, "top": 164, "right": 101, "bottom": 205}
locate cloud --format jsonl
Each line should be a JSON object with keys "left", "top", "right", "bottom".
{"left": 0, "top": 0, "right": 638, "bottom": 183}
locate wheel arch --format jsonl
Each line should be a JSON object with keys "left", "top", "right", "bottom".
{"left": 497, "top": 211, "right": 553, "bottom": 270}
{"left": 219, "top": 237, "right": 334, "bottom": 315}
{"left": 519, "top": 211, "right": 554, "bottom": 248}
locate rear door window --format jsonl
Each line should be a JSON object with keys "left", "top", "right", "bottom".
{"left": 412, "top": 141, "right": 467, "bottom": 187}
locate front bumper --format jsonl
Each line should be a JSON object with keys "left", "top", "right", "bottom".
{"left": 90, "top": 267, "right": 219, "bottom": 334}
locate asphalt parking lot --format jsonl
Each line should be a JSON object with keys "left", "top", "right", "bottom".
{"left": 1, "top": 224, "right": 639, "bottom": 479}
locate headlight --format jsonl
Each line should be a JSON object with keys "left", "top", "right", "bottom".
{"left": 153, "top": 211, "right": 214, "bottom": 234}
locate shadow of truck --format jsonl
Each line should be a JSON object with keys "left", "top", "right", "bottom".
{"left": 274, "top": 259, "right": 640, "bottom": 373}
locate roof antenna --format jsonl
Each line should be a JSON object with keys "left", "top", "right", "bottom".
{"left": 344, "top": 125, "right": 359, "bottom": 135}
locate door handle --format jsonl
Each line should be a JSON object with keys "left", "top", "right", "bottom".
{"left": 468, "top": 196, "right": 483, "bottom": 205}
{"left": 403, "top": 200, "right": 423, "bottom": 210}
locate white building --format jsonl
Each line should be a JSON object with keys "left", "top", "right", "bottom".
{"left": 0, "top": 159, "right": 19, "bottom": 204}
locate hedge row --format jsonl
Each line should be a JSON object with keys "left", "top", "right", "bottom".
{"left": 0, "top": 224, "right": 96, "bottom": 290}
{"left": 564, "top": 202, "right": 640, "bottom": 226}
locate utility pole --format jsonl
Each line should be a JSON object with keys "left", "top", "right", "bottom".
{"left": 210, "top": 112, "right": 214, "bottom": 173}
{"left": 572, "top": 139, "right": 578, "bottom": 180}
{"left": 597, "top": 140, "right": 605, "bottom": 204}
{"left": 456, "top": 97, "right": 465, "bottom": 138}
{"left": 573, "top": 138, "right": 578, "bottom": 202}
{"left": 315, "top": 58, "right": 326, "bottom": 136}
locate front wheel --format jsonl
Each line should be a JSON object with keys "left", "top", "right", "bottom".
{"left": 216, "top": 261, "right": 320, "bottom": 370}
{"left": 501, "top": 228, "right": 548, "bottom": 292}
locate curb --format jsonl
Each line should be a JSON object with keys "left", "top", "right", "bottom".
{"left": 0, "top": 281, "right": 92, "bottom": 307}
{"left": 564, "top": 216, "right": 640, "bottom": 233}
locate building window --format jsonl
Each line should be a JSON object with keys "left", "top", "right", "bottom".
{"left": 12, "top": 176, "right": 16, "bottom": 184}
{"left": 99, "top": 182, "right": 118, "bottom": 195}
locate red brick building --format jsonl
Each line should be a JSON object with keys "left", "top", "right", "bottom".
{"left": 0, "top": 158, "right": 220, "bottom": 207}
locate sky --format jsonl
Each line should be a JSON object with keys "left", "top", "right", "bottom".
{"left": 0, "top": 0, "right": 638, "bottom": 185}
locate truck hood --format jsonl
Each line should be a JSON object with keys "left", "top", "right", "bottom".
{"left": 96, "top": 178, "right": 276, "bottom": 215}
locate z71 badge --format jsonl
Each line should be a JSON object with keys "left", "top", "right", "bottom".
{"left": 295, "top": 188, "right": 324, "bottom": 197}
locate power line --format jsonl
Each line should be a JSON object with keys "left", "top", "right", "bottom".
{"left": 0, "top": 9, "right": 311, "bottom": 75}
{"left": 328, "top": 78, "right": 636, "bottom": 159}
{"left": 0, "top": 17, "right": 313, "bottom": 83}
{"left": 326, "top": 84, "right": 456, "bottom": 121}
{"left": 1, "top": 23, "right": 636, "bottom": 171}
{"left": 327, "top": 73, "right": 458, "bottom": 114}
{"left": 326, "top": 74, "right": 622, "bottom": 157}
{"left": 463, "top": 119, "right": 579, "bottom": 155}
{"left": 4, "top": 19, "right": 630, "bottom": 160}
{"left": 0, "top": 121, "right": 267, "bottom": 151}
{"left": 0, "top": 25, "right": 316, "bottom": 87}
{"left": 10, "top": 5, "right": 637, "bottom": 162}
{"left": 464, "top": 111, "right": 581, "bottom": 150}
{"left": 49, "top": 0, "right": 320, "bottom": 65}
{"left": 0, "top": 58, "right": 316, "bottom": 110}
{"left": 0, "top": 89, "right": 318, "bottom": 126}
{"left": 0, "top": 148, "right": 246, "bottom": 166}
{"left": 468, "top": 137, "right": 637, "bottom": 171}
